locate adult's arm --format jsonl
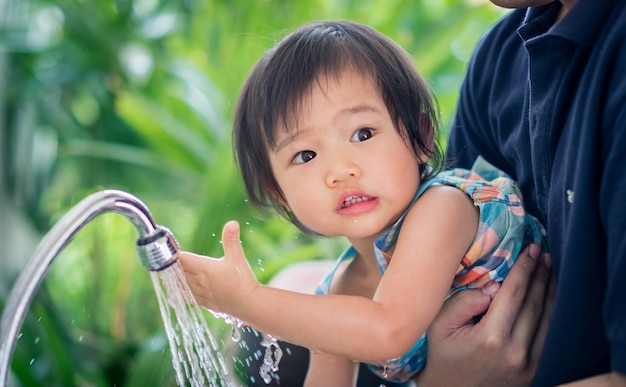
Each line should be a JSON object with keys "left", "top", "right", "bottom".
{"left": 416, "top": 244, "right": 555, "bottom": 387}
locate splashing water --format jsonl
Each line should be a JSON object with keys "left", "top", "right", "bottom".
{"left": 151, "top": 262, "right": 235, "bottom": 386}
{"left": 212, "top": 313, "right": 244, "bottom": 343}
{"left": 259, "top": 334, "right": 283, "bottom": 383}
{"left": 151, "top": 262, "right": 283, "bottom": 385}
{"left": 212, "top": 313, "right": 284, "bottom": 384}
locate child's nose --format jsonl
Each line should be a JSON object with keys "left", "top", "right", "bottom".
{"left": 325, "top": 156, "right": 361, "bottom": 187}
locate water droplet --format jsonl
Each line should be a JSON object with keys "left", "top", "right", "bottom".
{"left": 259, "top": 334, "right": 283, "bottom": 383}
{"left": 231, "top": 324, "right": 241, "bottom": 343}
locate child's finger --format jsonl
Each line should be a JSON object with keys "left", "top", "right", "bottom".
{"left": 220, "top": 220, "right": 259, "bottom": 308}
{"left": 222, "top": 220, "right": 249, "bottom": 275}
{"left": 221, "top": 220, "right": 245, "bottom": 262}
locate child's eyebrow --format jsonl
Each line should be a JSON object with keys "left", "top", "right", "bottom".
{"left": 274, "top": 130, "right": 304, "bottom": 154}
{"left": 273, "top": 103, "right": 380, "bottom": 153}
{"left": 340, "top": 103, "right": 378, "bottom": 116}
{"left": 335, "top": 103, "right": 381, "bottom": 126}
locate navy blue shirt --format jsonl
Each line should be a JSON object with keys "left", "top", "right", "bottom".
{"left": 446, "top": 0, "right": 626, "bottom": 385}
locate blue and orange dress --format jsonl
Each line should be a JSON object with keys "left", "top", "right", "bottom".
{"left": 315, "top": 157, "right": 547, "bottom": 382}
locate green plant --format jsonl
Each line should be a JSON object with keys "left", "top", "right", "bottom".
{"left": 0, "top": 0, "right": 504, "bottom": 384}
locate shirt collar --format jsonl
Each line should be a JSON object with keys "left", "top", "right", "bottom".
{"left": 519, "top": 0, "right": 616, "bottom": 47}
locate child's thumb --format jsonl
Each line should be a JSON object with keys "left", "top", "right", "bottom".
{"left": 221, "top": 220, "right": 244, "bottom": 259}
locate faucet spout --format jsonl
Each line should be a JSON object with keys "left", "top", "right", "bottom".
{"left": 0, "top": 189, "right": 179, "bottom": 385}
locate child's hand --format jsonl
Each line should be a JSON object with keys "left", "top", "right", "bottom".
{"left": 177, "top": 220, "right": 260, "bottom": 315}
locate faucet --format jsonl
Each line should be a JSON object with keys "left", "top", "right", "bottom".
{"left": 0, "top": 189, "right": 180, "bottom": 385}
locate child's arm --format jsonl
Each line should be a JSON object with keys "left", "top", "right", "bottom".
{"left": 304, "top": 352, "right": 358, "bottom": 387}
{"left": 178, "top": 185, "right": 478, "bottom": 364}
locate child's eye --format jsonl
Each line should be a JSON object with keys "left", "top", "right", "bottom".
{"left": 350, "top": 128, "right": 374, "bottom": 142}
{"left": 292, "top": 150, "right": 316, "bottom": 164}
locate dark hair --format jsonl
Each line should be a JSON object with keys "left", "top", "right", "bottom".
{"left": 233, "top": 20, "right": 443, "bottom": 230}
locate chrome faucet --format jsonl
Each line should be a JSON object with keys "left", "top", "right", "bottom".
{"left": 0, "top": 190, "right": 179, "bottom": 385}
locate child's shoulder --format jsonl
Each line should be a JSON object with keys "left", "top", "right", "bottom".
{"left": 400, "top": 183, "right": 479, "bottom": 243}
{"left": 411, "top": 183, "right": 476, "bottom": 216}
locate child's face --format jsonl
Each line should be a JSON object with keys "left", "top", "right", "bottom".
{"left": 268, "top": 70, "right": 422, "bottom": 240}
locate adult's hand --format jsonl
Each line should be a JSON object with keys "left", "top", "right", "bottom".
{"left": 416, "top": 244, "right": 555, "bottom": 387}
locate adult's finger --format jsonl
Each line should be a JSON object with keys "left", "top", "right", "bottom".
{"left": 480, "top": 244, "right": 541, "bottom": 333}
{"left": 511, "top": 249, "right": 552, "bottom": 353}
{"left": 430, "top": 288, "right": 492, "bottom": 337}
{"left": 529, "top": 255, "right": 556, "bottom": 365}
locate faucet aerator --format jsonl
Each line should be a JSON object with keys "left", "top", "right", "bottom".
{"left": 136, "top": 226, "right": 180, "bottom": 271}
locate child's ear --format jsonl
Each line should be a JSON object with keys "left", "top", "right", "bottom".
{"left": 417, "top": 112, "right": 434, "bottom": 164}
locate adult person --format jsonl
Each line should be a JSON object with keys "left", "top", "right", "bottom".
{"left": 425, "top": 0, "right": 626, "bottom": 385}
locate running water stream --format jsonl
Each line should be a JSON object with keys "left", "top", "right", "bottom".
{"left": 151, "top": 261, "right": 283, "bottom": 386}
{"left": 151, "top": 262, "right": 232, "bottom": 386}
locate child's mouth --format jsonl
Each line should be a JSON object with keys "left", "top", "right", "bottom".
{"left": 341, "top": 195, "right": 373, "bottom": 208}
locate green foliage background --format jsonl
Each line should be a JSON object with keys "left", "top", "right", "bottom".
{"left": 0, "top": 0, "right": 504, "bottom": 385}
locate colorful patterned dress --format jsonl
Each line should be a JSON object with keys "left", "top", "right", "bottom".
{"left": 315, "top": 157, "right": 547, "bottom": 382}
